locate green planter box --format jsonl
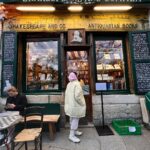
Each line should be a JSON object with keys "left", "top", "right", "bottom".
{"left": 145, "top": 92, "right": 150, "bottom": 111}
{"left": 112, "top": 119, "right": 142, "bottom": 135}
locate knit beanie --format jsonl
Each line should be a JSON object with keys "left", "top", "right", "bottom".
{"left": 68, "top": 72, "right": 77, "bottom": 82}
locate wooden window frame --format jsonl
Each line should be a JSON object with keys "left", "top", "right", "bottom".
{"left": 93, "top": 34, "right": 130, "bottom": 94}
{"left": 22, "top": 36, "right": 62, "bottom": 94}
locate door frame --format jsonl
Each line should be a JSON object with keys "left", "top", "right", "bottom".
{"left": 64, "top": 47, "right": 93, "bottom": 122}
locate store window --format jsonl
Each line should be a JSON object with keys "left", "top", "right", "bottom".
{"left": 26, "top": 40, "right": 60, "bottom": 92}
{"left": 95, "top": 40, "right": 126, "bottom": 91}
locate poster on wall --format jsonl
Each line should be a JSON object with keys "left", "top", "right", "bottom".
{"left": 1, "top": 32, "right": 17, "bottom": 97}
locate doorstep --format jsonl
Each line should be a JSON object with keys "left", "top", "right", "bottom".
{"left": 65, "top": 122, "right": 94, "bottom": 128}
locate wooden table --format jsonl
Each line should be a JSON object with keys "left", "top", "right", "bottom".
{"left": 43, "top": 115, "right": 60, "bottom": 140}
{"left": 23, "top": 115, "right": 60, "bottom": 140}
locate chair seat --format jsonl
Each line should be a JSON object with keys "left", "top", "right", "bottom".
{"left": 14, "top": 128, "right": 42, "bottom": 142}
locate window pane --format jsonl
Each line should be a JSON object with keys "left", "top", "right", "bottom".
{"left": 26, "top": 41, "right": 59, "bottom": 91}
{"left": 95, "top": 40, "right": 126, "bottom": 90}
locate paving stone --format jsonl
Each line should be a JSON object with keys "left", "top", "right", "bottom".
{"left": 47, "top": 128, "right": 100, "bottom": 150}
{"left": 122, "top": 128, "right": 150, "bottom": 150}
{"left": 99, "top": 135, "right": 126, "bottom": 150}
{"left": 7, "top": 127, "right": 150, "bottom": 150}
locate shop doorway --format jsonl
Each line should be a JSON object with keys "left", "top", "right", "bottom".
{"left": 65, "top": 50, "right": 92, "bottom": 124}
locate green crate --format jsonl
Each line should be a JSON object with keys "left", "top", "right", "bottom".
{"left": 112, "top": 119, "right": 142, "bottom": 135}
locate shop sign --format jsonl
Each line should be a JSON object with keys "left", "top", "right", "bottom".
{"left": 3, "top": 13, "right": 148, "bottom": 32}
{"left": 2, "top": 0, "right": 150, "bottom": 4}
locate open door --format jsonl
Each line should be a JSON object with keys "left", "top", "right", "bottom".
{"left": 65, "top": 50, "right": 92, "bottom": 124}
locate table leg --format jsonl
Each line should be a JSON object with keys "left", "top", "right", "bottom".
{"left": 48, "top": 123, "right": 56, "bottom": 140}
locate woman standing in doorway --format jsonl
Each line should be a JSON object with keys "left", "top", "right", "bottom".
{"left": 65, "top": 72, "right": 86, "bottom": 143}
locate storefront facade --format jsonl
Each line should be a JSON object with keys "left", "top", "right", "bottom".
{"left": 0, "top": 0, "right": 150, "bottom": 126}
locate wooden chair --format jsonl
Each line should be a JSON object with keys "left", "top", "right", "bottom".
{"left": 11, "top": 106, "right": 44, "bottom": 150}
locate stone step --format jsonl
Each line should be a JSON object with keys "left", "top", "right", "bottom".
{"left": 65, "top": 122, "right": 94, "bottom": 128}
{"left": 140, "top": 98, "right": 149, "bottom": 124}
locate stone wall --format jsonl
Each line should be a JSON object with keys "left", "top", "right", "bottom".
{"left": 92, "top": 94, "right": 143, "bottom": 125}
{"left": 26, "top": 94, "right": 64, "bottom": 104}
{"left": 0, "top": 94, "right": 143, "bottom": 127}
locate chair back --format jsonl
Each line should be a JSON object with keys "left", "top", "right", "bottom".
{"left": 24, "top": 106, "right": 44, "bottom": 129}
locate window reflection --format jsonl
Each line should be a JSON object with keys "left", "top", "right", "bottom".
{"left": 26, "top": 40, "right": 58, "bottom": 91}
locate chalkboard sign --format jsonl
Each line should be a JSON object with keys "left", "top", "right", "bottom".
{"left": 130, "top": 31, "right": 150, "bottom": 94}
{"left": 1, "top": 32, "right": 17, "bottom": 97}
{"left": 131, "top": 32, "right": 150, "bottom": 60}
{"left": 135, "top": 63, "right": 150, "bottom": 93}
{"left": 3, "top": 33, "right": 16, "bottom": 62}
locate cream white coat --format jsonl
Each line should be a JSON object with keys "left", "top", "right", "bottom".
{"left": 65, "top": 80, "right": 86, "bottom": 118}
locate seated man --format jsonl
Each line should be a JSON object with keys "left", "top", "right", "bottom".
{"left": 5, "top": 86, "right": 27, "bottom": 115}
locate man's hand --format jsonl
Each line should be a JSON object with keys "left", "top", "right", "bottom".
{"left": 6, "top": 103, "right": 16, "bottom": 109}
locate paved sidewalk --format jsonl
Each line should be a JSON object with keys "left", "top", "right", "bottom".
{"left": 45, "top": 127, "right": 150, "bottom": 150}
{"left": 5, "top": 126, "right": 150, "bottom": 150}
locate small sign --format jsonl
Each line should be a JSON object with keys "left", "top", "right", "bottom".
{"left": 95, "top": 82, "right": 107, "bottom": 91}
{"left": 128, "top": 126, "right": 136, "bottom": 132}
{"left": 68, "top": 29, "right": 85, "bottom": 46}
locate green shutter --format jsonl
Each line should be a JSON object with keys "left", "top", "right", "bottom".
{"left": 1, "top": 32, "right": 18, "bottom": 97}
{"left": 129, "top": 31, "right": 150, "bottom": 94}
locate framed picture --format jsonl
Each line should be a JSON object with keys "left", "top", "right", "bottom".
{"left": 68, "top": 29, "right": 85, "bottom": 45}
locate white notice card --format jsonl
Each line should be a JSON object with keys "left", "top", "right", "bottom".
{"left": 128, "top": 126, "right": 136, "bottom": 132}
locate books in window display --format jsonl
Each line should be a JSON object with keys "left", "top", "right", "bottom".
{"left": 97, "top": 64, "right": 121, "bottom": 71}
{"left": 97, "top": 74, "right": 113, "bottom": 81}
{"left": 104, "top": 64, "right": 115, "bottom": 70}
{"left": 97, "top": 64, "right": 103, "bottom": 70}
{"left": 104, "top": 53, "right": 121, "bottom": 60}
{"left": 29, "top": 80, "right": 58, "bottom": 85}
{"left": 28, "top": 80, "right": 58, "bottom": 90}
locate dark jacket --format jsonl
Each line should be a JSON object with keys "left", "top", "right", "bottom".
{"left": 5, "top": 94, "right": 27, "bottom": 115}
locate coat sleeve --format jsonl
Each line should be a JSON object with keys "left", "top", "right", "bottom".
{"left": 14, "top": 95, "right": 27, "bottom": 111}
{"left": 74, "top": 84, "right": 85, "bottom": 106}
{"left": 5, "top": 97, "right": 11, "bottom": 110}
{"left": 5, "top": 97, "right": 10, "bottom": 105}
